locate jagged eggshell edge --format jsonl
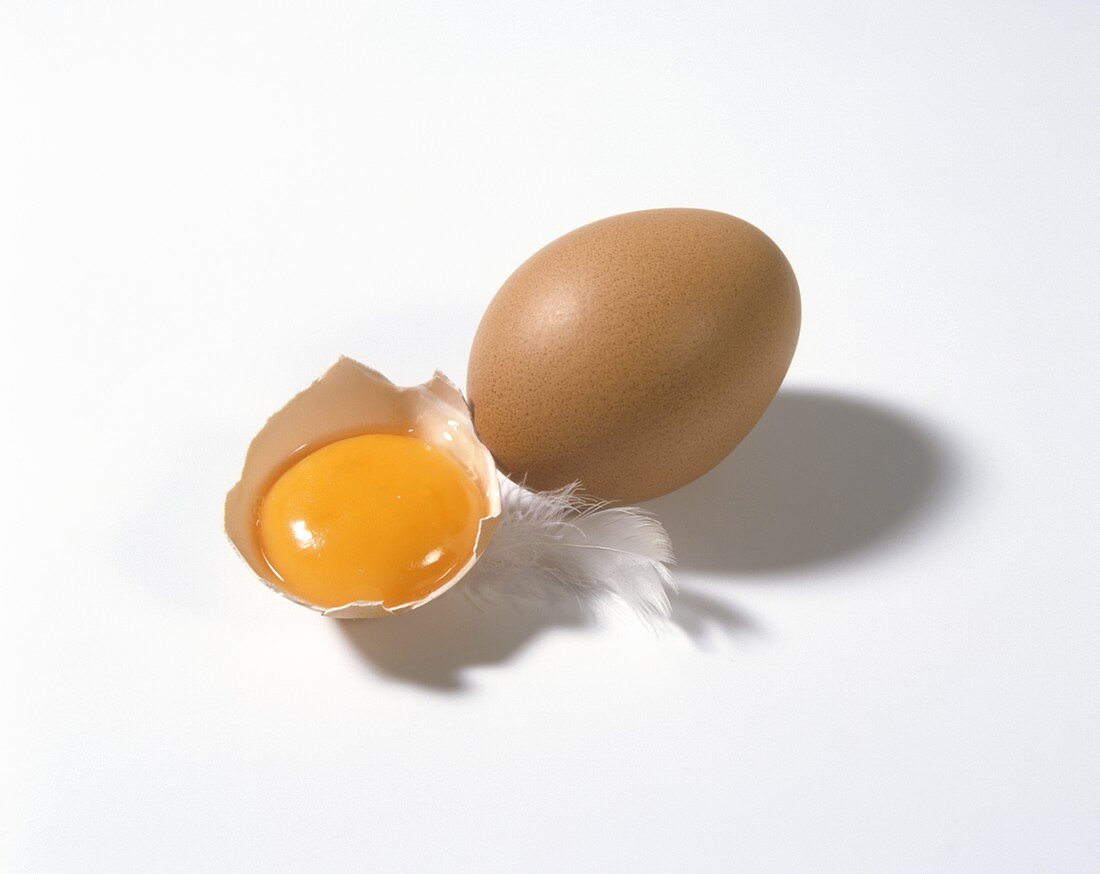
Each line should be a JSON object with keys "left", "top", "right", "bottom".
{"left": 224, "top": 357, "right": 502, "bottom": 618}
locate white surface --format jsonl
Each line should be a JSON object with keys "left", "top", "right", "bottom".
{"left": 2, "top": 2, "right": 1097, "bottom": 871}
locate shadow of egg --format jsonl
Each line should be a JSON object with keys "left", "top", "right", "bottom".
{"left": 645, "top": 389, "right": 960, "bottom": 576}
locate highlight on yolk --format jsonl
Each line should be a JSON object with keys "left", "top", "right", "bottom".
{"left": 257, "top": 434, "right": 486, "bottom": 609}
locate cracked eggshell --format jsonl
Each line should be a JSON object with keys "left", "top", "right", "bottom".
{"left": 225, "top": 357, "right": 502, "bottom": 618}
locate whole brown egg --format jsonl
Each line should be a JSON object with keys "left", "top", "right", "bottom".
{"left": 467, "top": 208, "right": 800, "bottom": 503}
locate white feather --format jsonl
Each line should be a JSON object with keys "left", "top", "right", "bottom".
{"left": 464, "top": 477, "right": 677, "bottom": 619}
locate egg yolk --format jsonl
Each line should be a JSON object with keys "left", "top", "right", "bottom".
{"left": 257, "top": 434, "right": 485, "bottom": 609}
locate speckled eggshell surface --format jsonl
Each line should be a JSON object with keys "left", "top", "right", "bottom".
{"left": 467, "top": 208, "right": 801, "bottom": 503}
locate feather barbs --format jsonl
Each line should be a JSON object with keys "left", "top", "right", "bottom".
{"left": 463, "top": 478, "right": 677, "bottom": 619}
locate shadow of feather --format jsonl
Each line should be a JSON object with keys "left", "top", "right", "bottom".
{"left": 336, "top": 581, "right": 754, "bottom": 691}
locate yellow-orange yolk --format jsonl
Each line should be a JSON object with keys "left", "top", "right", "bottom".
{"left": 257, "top": 434, "right": 485, "bottom": 609}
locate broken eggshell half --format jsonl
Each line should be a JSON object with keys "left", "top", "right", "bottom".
{"left": 224, "top": 357, "right": 502, "bottom": 618}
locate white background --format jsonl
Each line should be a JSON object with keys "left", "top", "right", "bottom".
{"left": 2, "top": 2, "right": 1097, "bottom": 871}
